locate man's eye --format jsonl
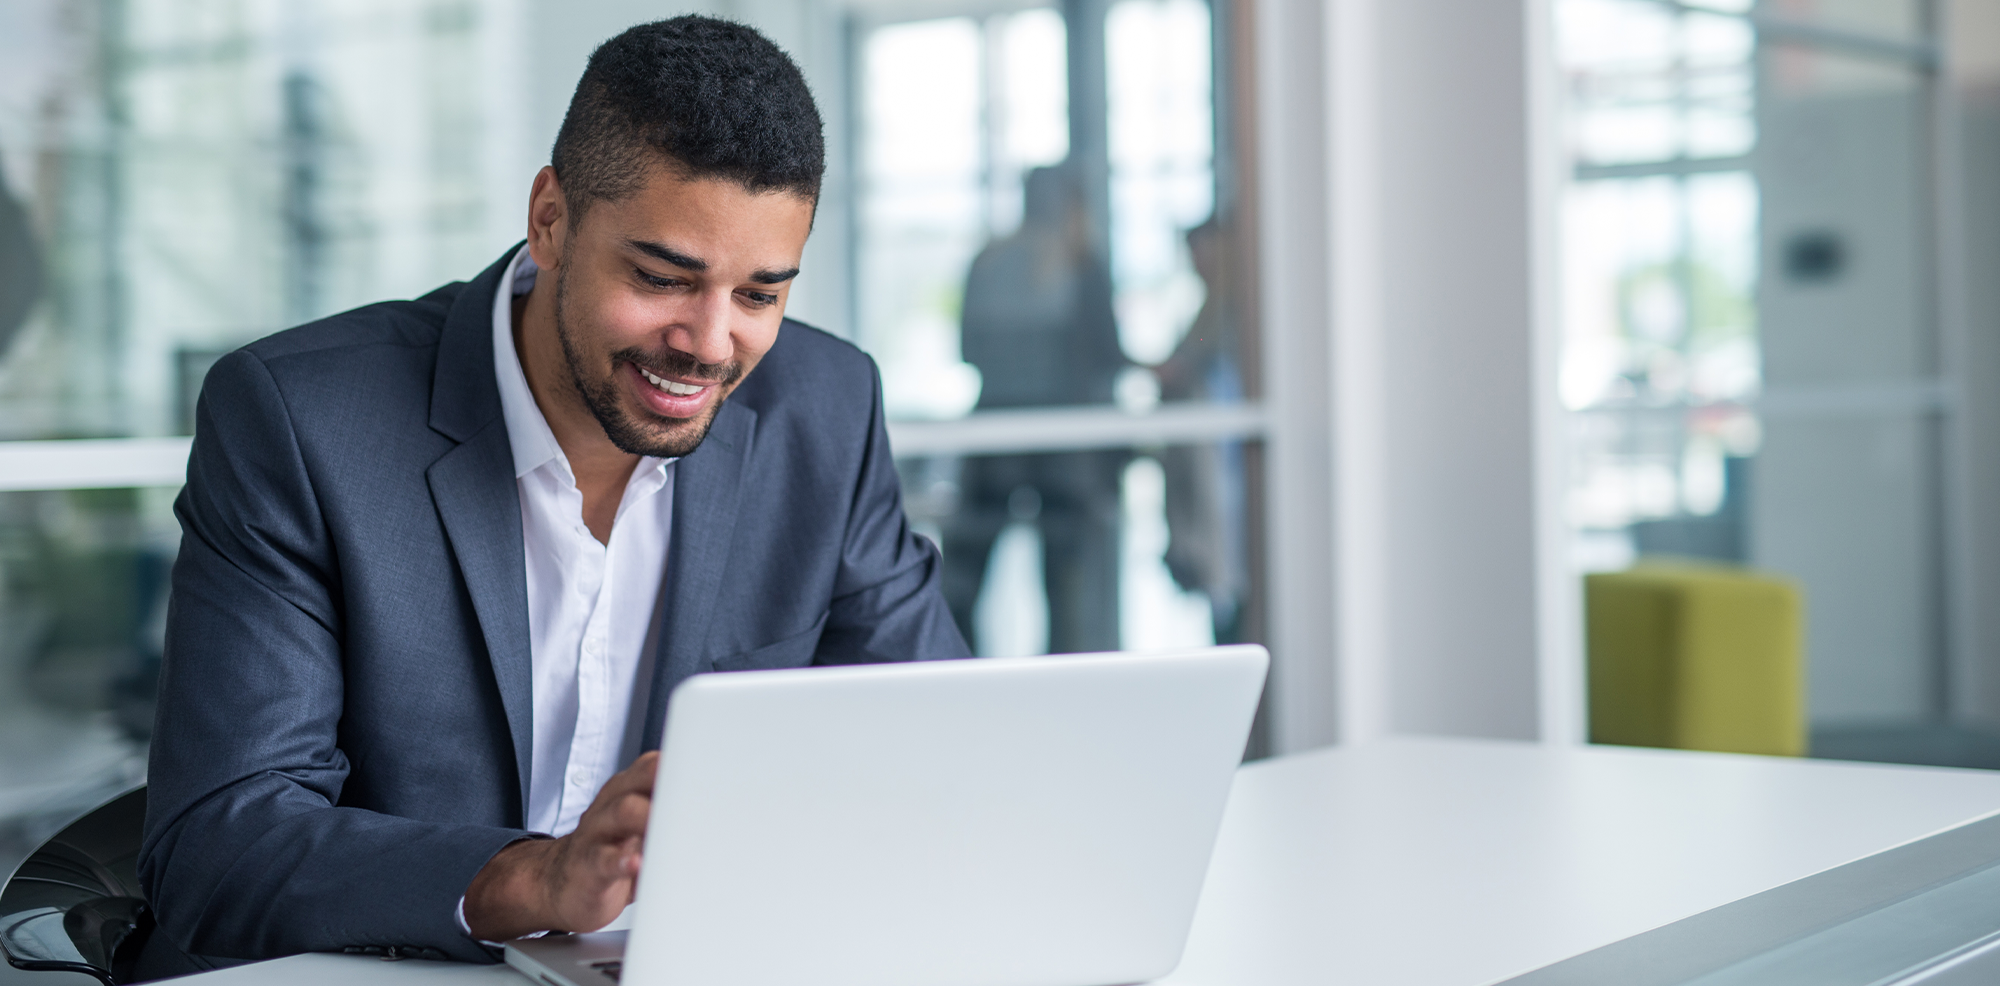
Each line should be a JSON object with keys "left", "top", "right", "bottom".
{"left": 744, "top": 291, "right": 778, "bottom": 307}
{"left": 636, "top": 268, "right": 681, "bottom": 289}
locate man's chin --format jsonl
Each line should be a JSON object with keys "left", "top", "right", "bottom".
{"left": 600, "top": 402, "right": 722, "bottom": 459}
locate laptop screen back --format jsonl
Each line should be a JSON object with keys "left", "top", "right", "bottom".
{"left": 621, "top": 646, "right": 1267, "bottom": 986}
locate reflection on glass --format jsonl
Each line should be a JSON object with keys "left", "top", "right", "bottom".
{"left": 901, "top": 445, "right": 1247, "bottom": 657}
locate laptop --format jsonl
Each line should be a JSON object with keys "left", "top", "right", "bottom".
{"left": 505, "top": 644, "right": 1268, "bottom": 986}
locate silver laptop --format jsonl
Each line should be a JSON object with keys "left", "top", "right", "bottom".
{"left": 506, "top": 644, "right": 1267, "bottom": 986}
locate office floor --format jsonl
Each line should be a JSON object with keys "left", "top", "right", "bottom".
{"left": 1813, "top": 723, "right": 2000, "bottom": 772}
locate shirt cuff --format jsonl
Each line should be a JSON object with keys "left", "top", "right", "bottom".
{"left": 456, "top": 895, "right": 549, "bottom": 946}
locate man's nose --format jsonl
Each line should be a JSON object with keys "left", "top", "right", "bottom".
{"left": 675, "top": 289, "right": 736, "bottom": 367}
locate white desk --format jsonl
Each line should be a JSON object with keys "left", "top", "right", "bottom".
{"left": 176, "top": 738, "right": 2000, "bottom": 986}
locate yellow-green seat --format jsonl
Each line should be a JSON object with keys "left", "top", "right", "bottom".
{"left": 1587, "top": 561, "right": 1805, "bottom": 757}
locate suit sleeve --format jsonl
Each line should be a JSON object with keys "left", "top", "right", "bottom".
{"left": 139, "top": 349, "right": 531, "bottom": 964}
{"left": 813, "top": 361, "right": 974, "bottom": 665}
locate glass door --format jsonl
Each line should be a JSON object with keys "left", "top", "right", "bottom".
{"left": 1556, "top": 0, "right": 1967, "bottom": 761}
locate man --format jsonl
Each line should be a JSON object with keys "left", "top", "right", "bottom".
{"left": 138, "top": 17, "right": 968, "bottom": 975}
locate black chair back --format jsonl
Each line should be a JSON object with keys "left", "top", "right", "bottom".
{"left": 0, "top": 787, "right": 151, "bottom": 985}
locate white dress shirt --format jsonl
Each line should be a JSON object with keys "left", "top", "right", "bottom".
{"left": 491, "top": 245, "right": 676, "bottom": 838}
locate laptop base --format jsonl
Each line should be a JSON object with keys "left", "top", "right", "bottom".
{"left": 505, "top": 931, "right": 627, "bottom": 986}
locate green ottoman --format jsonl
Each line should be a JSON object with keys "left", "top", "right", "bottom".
{"left": 1587, "top": 562, "right": 1805, "bottom": 757}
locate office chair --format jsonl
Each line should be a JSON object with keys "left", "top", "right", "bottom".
{"left": 0, "top": 787, "right": 152, "bottom": 985}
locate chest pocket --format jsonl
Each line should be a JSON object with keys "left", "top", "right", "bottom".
{"left": 708, "top": 610, "right": 830, "bottom": 672}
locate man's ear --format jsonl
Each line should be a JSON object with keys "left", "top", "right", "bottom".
{"left": 526, "top": 166, "right": 570, "bottom": 272}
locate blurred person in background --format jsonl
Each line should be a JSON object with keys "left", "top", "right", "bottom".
{"left": 946, "top": 164, "right": 1128, "bottom": 654}
{"left": 0, "top": 151, "right": 42, "bottom": 358}
{"left": 1155, "top": 214, "right": 1248, "bottom": 643}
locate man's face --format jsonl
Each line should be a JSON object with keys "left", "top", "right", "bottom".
{"left": 537, "top": 169, "right": 814, "bottom": 458}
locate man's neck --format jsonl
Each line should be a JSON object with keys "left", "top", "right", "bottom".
{"left": 513, "top": 283, "right": 640, "bottom": 544}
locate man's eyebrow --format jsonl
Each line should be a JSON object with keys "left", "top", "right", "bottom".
{"left": 627, "top": 239, "right": 707, "bottom": 271}
{"left": 628, "top": 239, "right": 797, "bottom": 285}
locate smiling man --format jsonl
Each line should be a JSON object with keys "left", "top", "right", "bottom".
{"left": 137, "top": 17, "right": 969, "bottom": 976}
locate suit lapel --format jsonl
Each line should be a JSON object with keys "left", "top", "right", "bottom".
{"left": 426, "top": 246, "right": 536, "bottom": 822}
{"left": 428, "top": 423, "right": 534, "bottom": 820}
{"left": 638, "top": 399, "right": 758, "bottom": 750}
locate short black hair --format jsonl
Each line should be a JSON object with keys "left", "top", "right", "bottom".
{"left": 552, "top": 17, "right": 824, "bottom": 220}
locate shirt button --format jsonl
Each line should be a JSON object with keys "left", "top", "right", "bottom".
{"left": 584, "top": 637, "right": 602, "bottom": 656}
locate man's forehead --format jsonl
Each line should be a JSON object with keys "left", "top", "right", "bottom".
{"left": 589, "top": 177, "right": 811, "bottom": 275}
{"left": 622, "top": 166, "right": 813, "bottom": 218}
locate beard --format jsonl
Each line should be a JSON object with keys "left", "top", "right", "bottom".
{"left": 553, "top": 267, "right": 744, "bottom": 459}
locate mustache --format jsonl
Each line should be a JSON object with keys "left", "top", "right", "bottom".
{"left": 615, "top": 346, "right": 743, "bottom": 388}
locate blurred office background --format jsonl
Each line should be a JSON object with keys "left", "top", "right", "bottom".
{"left": 1, "top": 0, "right": 1998, "bottom": 942}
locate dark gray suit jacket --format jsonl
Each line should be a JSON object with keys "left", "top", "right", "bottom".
{"left": 138, "top": 247, "right": 970, "bottom": 966}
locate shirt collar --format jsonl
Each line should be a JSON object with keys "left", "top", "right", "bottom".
{"left": 492, "top": 246, "right": 564, "bottom": 479}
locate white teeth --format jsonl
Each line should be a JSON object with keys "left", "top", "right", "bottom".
{"left": 639, "top": 366, "right": 706, "bottom": 396}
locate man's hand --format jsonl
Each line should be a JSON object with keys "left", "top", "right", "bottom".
{"left": 463, "top": 751, "right": 659, "bottom": 941}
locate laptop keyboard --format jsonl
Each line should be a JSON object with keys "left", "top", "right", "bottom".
{"left": 589, "top": 960, "right": 622, "bottom": 982}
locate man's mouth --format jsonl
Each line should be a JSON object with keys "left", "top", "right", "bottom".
{"left": 636, "top": 365, "right": 708, "bottom": 396}
{"left": 624, "top": 361, "right": 726, "bottom": 421}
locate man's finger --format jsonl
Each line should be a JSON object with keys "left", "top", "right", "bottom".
{"left": 577, "top": 790, "right": 650, "bottom": 842}
{"left": 583, "top": 839, "right": 636, "bottom": 882}
{"left": 612, "top": 790, "right": 651, "bottom": 834}
{"left": 589, "top": 753, "right": 659, "bottom": 810}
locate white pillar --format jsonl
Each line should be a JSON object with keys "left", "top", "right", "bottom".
{"left": 1256, "top": 0, "right": 1568, "bottom": 750}
{"left": 1253, "top": 0, "right": 1340, "bottom": 752}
